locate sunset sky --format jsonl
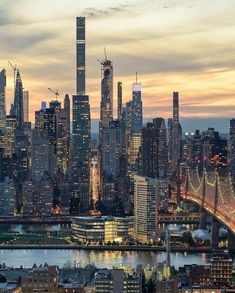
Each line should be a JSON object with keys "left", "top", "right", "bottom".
{"left": 1, "top": 0, "right": 235, "bottom": 131}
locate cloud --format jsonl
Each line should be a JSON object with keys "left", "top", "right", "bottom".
{"left": 83, "top": 3, "right": 131, "bottom": 19}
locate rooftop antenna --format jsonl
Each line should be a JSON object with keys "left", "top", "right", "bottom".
{"left": 104, "top": 47, "right": 107, "bottom": 61}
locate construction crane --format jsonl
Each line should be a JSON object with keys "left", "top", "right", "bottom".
{"left": 8, "top": 61, "right": 17, "bottom": 89}
{"left": 48, "top": 88, "right": 59, "bottom": 100}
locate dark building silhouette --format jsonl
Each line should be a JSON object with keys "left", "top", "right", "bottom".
{"left": 12, "top": 70, "right": 24, "bottom": 128}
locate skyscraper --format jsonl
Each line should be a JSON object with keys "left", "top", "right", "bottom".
{"left": 100, "top": 58, "right": 113, "bottom": 129}
{"left": 139, "top": 122, "right": 158, "bottom": 179}
{"left": 172, "top": 91, "right": 181, "bottom": 173}
{"left": 72, "top": 16, "right": 91, "bottom": 213}
{"left": 117, "top": 81, "right": 122, "bottom": 120}
{"left": 0, "top": 69, "right": 6, "bottom": 130}
{"left": 23, "top": 90, "right": 29, "bottom": 122}
{"left": 134, "top": 175, "right": 158, "bottom": 244}
{"left": 76, "top": 17, "right": 86, "bottom": 95}
{"left": 12, "top": 70, "right": 24, "bottom": 128}
{"left": 131, "top": 77, "right": 142, "bottom": 134}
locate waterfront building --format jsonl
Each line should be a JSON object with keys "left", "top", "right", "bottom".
{"left": 72, "top": 216, "right": 129, "bottom": 244}
{"left": 134, "top": 175, "right": 158, "bottom": 243}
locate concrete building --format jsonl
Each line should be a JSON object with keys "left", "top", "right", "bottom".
{"left": 134, "top": 175, "right": 158, "bottom": 243}
{"left": 21, "top": 266, "right": 58, "bottom": 293}
{"left": 95, "top": 269, "right": 142, "bottom": 293}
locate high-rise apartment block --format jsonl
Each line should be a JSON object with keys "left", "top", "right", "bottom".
{"left": 134, "top": 175, "right": 158, "bottom": 243}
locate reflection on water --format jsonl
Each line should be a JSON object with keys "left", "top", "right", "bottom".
{"left": 0, "top": 249, "right": 212, "bottom": 269}
{"left": 7, "top": 224, "right": 71, "bottom": 234}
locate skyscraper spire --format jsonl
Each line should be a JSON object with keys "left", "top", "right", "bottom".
{"left": 76, "top": 17, "right": 86, "bottom": 95}
{"left": 12, "top": 69, "right": 24, "bottom": 127}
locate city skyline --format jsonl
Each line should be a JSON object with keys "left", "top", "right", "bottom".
{"left": 0, "top": 0, "right": 235, "bottom": 129}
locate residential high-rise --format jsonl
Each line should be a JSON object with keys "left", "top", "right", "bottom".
{"left": 101, "top": 120, "right": 124, "bottom": 204}
{"left": 23, "top": 90, "right": 29, "bottom": 122}
{"left": 134, "top": 175, "right": 158, "bottom": 243}
{"left": 31, "top": 128, "right": 56, "bottom": 180}
{"left": 12, "top": 69, "right": 24, "bottom": 128}
{"left": 139, "top": 122, "right": 159, "bottom": 179}
{"left": 0, "top": 69, "right": 6, "bottom": 130}
{"left": 100, "top": 58, "right": 113, "bottom": 129}
{"left": 5, "top": 115, "right": 17, "bottom": 157}
{"left": 117, "top": 81, "right": 122, "bottom": 120}
{"left": 72, "top": 95, "right": 91, "bottom": 169}
{"left": 153, "top": 117, "right": 168, "bottom": 178}
{"left": 131, "top": 77, "right": 142, "bottom": 134}
{"left": 57, "top": 108, "right": 70, "bottom": 172}
{"left": 64, "top": 94, "right": 70, "bottom": 132}
{"left": 72, "top": 16, "right": 91, "bottom": 213}
{"left": 172, "top": 92, "right": 181, "bottom": 173}
{"left": 35, "top": 106, "right": 57, "bottom": 153}
{"left": 76, "top": 17, "right": 86, "bottom": 95}
{"left": 211, "top": 250, "right": 232, "bottom": 288}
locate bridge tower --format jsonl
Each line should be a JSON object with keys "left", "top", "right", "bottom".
{"left": 199, "top": 171, "right": 207, "bottom": 230}
{"left": 184, "top": 167, "right": 189, "bottom": 211}
{"left": 211, "top": 173, "right": 220, "bottom": 248}
{"left": 176, "top": 159, "right": 181, "bottom": 208}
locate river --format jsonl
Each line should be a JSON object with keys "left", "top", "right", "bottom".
{"left": 0, "top": 249, "right": 211, "bottom": 269}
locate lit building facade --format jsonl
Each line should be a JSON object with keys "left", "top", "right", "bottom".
{"left": 72, "top": 216, "right": 129, "bottom": 244}
{"left": 134, "top": 175, "right": 158, "bottom": 243}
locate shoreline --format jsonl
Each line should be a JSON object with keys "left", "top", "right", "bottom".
{"left": 0, "top": 244, "right": 215, "bottom": 253}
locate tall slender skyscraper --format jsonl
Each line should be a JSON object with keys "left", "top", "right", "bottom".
{"left": 100, "top": 58, "right": 113, "bottom": 129}
{"left": 172, "top": 91, "right": 181, "bottom": 173}
{"left": 0, "top": 69, "right": 6, "bottom": 130}
{"left": 12, "top": 70, "right": 24, "bottom": 128}
{"left": 117, "top": 81, "right": 122, "bottom": 120}
{"left": 76, "top": 17, "right": 86, "bottom": 95}
{"left": 131, "top": 75, "right": 142, "bottom": 134}
{"left": 23, "top": 91, "right": 29, "bottom": 122}
{"left": 72, "top": 17, "right": 91, "bottom": 213}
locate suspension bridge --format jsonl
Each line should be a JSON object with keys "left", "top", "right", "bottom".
{"left": 181, "top": 168, "right": 235, "bottom": 248}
